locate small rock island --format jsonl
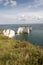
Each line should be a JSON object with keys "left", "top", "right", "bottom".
{"left": 17, "top": 26, "right": 32, "bottom": 35}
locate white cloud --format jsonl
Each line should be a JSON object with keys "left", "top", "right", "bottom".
{"left": 3, "top": 0, "right": 9, "bottom": 6}
{"left": 3, "top": 0, "right": 17, "bottom": 6}
{"left": 15, "top": 11, "right": 43, "bottom": 24}
{"left": 10, "top": 0, "right": 17, "bottom": 6}
{"left": 26, "top": 0, "right": 43, "bottom": 8}
{"left": 34, "top": 0, "right": 43, "bottom": 7}
{"left": 0, "top": 11, "right": 43, "bottom": 24}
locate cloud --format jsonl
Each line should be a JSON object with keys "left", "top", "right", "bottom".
{"left": 22, "top": 0, "right": 43, "bottom": 9}
{"left": 0, "top": 10, "right": 43, "bottom": 24}
{"left": 10, "top": 0, "right": 17, "bottom": 6}
{"left": 33, "top": 0, "right": 43, "bottom": 8}
{"left": 16, "top": 11, "right": 43, "bottom": 24}
{"left": 3, "top": 0, "right": 17, "bottom": 6}
{"left": 4, "top": 0, "right": 9, "bottom": 6}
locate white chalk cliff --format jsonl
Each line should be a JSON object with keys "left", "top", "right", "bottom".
{"left": 3, "top": 29, "right": 15, "bottom": 38}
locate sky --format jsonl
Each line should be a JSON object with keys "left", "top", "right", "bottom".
{"left": 0, "top": 0, "right": 43, "bottom": 24}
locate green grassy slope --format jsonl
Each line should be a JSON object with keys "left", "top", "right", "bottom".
{"left": 0, "top": 35, "right": 43, "bottom": 65}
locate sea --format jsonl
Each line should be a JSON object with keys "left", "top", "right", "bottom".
{"left": 0, "top": 24, "right": 43, "bottom": 46}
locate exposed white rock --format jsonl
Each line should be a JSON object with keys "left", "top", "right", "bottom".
{"left": 17, "top": 27, "right": 30, "bottom": 35}
{"left": 3, "top": 29, "right": 15, "bottom": 38}
{"left": 17, "top": 27, "right": 23, "bottom": 34}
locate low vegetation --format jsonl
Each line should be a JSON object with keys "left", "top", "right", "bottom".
{"left": 0, "top": 32, "right": 43, "bottom": 65}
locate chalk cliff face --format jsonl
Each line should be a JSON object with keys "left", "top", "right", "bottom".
{"left": 17, "top": 27, "right": 24, "bottom": 34}
{"left": 29, "top": 26, "right": 32, "bottom": 32}
{"left": 3, "top": 29, "right": 15, "bottom": 38}
{"left": 3, "top": 26, "right": 32, "bottom": 37}
{"left": 23, "top": 27, "right": 29, "bottom": 33}
{"left": 17, "top": 27, "right": 30, "bottom": 34}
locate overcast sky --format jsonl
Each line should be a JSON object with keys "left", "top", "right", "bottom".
{"left": 0, "top": 0, "right": 43, "bottom": 24}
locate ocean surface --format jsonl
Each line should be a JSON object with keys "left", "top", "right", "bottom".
{"left": 0, "top": 24, "right": 43, "bottom": 46}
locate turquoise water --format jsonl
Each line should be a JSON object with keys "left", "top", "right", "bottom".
{"left": 0, "top": 24, "right": 43, "bottom": 46}
{"left": 15, "top": 30, "right": 43, "bottom": 46}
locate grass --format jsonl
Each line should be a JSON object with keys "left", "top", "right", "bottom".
{"left": 0, "top": 32, "right": 43, "bottom": 65}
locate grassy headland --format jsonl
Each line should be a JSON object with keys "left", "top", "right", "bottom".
{"left": 0, "top": 32, "right": 43, "bottom": 65}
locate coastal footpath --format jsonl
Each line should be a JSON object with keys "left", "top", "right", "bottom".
{"left": 0, "top": 33, "right": 43, "bottom": 65}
